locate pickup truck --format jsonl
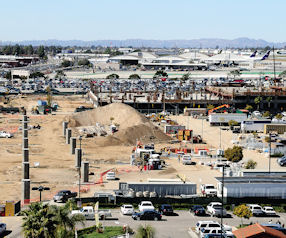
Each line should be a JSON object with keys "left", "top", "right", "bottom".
{"left": 71, "top": 206, "right": 112, "bottom": 220}
{"left": 0, "top": 131, "right": 13, "bottom": 138}
{"left": 200, "top": 184, "right": 217, "bottom": 197}
{"left": 207, "top": 202, "right": 227, "bottom": 217}
{"left": 138, "top": 201, "right": 155, "bottom": 212}
{"left": 53, "top": 190, "right": 77, "bottom": 203}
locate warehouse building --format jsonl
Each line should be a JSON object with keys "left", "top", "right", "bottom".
{"left": 216, "top": 177, "right": 286, "bottom": 199}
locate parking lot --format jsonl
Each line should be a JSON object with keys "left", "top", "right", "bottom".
{"left": 79, "top": 209, "right": 286, "bottom": 238}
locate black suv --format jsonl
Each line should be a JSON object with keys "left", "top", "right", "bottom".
{"left": 159, "top": 204, "right": 173, "bottom": 215}
{"left": 132, "top": 210, "right": 162, "bottom": 221}
{"left": 190, "top": 205, "right": 206, "bottom": 216}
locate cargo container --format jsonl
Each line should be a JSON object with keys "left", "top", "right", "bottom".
{"left": 209, "top": 113, "right": 247, "bottom": 126}
{"left": 164, "top": 125, "right": 185, "bottom": 134}
{"left": 264, "top": 124, "right": 286, "bottom": 134}
{"left": 119, "top": 182, "right": 197, "bottom": 197}
{"left": 241, "top": 119, "right": 271, "bottom": 133}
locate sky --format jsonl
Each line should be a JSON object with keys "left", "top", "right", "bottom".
{"left": 1, "top": 0, "right": 285, "bottom": 42}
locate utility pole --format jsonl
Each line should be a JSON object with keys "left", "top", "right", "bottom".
{"left": 220, "top": 165, "right": 225, "bottom": 238}
{"left": 269, "top": 132, "right": 271, "bottom": 174}
{"left": 273, "top": 46, "right": 276, "bottom": 81}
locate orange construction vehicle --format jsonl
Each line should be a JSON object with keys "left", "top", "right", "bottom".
{"left": 208, "top": 104, "right": 230, "bottom": 115}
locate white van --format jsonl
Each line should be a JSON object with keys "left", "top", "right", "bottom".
{"left": 106, "top": 171, "right": 116, "bottom": 180}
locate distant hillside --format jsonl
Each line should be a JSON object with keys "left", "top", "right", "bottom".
{"left": 1, "top": 38, "right": 286, "bottom": 48}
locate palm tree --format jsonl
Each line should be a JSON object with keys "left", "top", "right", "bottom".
{"left": 22, "top": 202, "right": 58, "bottom": 238}
{"left": 53, "top": 205, "right": 84, "bottom": 235}
{"left": 266, "top": 96, "right": 272, "bottom": 109}
{"left": 136, "top": 224, "right": 155, "bottom": 238}
{"left": 22, "top": 202, "right": 84, "bottom": 238}
{"left": 254, "top": 96, "right": 263, "bottom": 110}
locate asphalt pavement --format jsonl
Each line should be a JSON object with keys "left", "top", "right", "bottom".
{"left": 2, "top": 209, "right": 286, "bottom": 237}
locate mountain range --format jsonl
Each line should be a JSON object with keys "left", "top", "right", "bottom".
{"left": 1, "top": 38, "right": 286, "bottom": 48}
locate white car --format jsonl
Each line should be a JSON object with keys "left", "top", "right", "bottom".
{"left": 0, "top": 131, "right": 13, "bottom": 138}
{"left": 120, "top": 204, "right": 134, "bottom": 215}
{"left": 182, "top": 155, "right": 192, "bottom": 165}
{"left": 207, "top": 202, "right": 227, "bottom": 217}
{"left": 0, "top": 223, "right": 6, "bottom": 235}
{"left": 138, "top": 201, "right": 155, "bottom": 212}
{"left": 252, "top": 111, "right": 262, "bottom": 117}
{"left": 247, "top": 204, "right": 264, "bottom": 217}
{"left": 106, "top": 171, "right": 116, "bottom": 180}
{"left": 262, "top": 206, "right": 276, "bottom": 216}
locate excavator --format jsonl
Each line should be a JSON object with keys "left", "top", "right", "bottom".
{"left": 208, "top": 104, "right": 230, "bottom": 115}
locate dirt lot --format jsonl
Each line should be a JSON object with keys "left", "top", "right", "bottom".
{"left": 0, "top": 95, "right": 219, "bottom": 203}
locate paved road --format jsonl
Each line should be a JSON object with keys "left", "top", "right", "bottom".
{"left": 77, "top": 209, "right": 286, "bottom": 238}
{"left": 2, "top": 209, "right": 286, "bottom": 238}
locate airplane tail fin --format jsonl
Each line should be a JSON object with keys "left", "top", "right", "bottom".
{"left": 250, "top": 50, "right": 257, "bottom": 58}
{"left": 261, "top": 50, "right": 270, "bottom": 60}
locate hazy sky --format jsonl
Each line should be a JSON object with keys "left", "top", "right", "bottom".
{"left": 1, "top": 0, "right": 285, "bottom": 42}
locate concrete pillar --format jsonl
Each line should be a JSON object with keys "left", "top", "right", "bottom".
{"left": 23, "top": 148, "right": 29, "bottom": 162}
{"left": 23, "top": 129, "right": 28, "bottom": 138}
{"left": 63, "top": 121, "right": 68, "bottom": 137}
{"left": 75, "top": 148, "right": 82, "bottom": 168}
{"left": 82, "top": 161, "right": 89, "bottom": 183}
{"left": 71, "top": 137, "right": 76, "bottom": 155}
{"left": 23, "top": 138, "right": 28, "bottom": 149}
{"left": 23, "top": 122, "right": 28, "bottom": 130}
{"left": 22, "top": 179, "right": 30, "bottom": 204}
{"left": 66, "top": 128, "right": 72, "bottom": 144}
{"left": 22, "top": 162, "right": 29, "bottom": 179}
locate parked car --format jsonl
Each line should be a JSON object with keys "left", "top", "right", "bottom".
{"left": 158, "top": 204, "right": 173, "bottom": 215}
{"left": 138, "top": 201, "right": 155, "bottom": 212}
{"left": 277, "top": 157, "right": 286, "bottom": 166}
{"left": 120, "top": 204, "right": 134, "bottom": 215}
{"left": 132, "top": 210, "right": 162, "bottom": 221}
{"left": 53, "top": 190, "right": 77, "bottom": 203}
{"left": 71, "top": 206, "right": 112, "bottom": 220}
{"left": 106, "top": 171, "right": 116, "bottom": 180}
{"left": 190, "top": 205, "right": 206, "bottom": 216}
{"left": 200, "top": 229, "right": 234, "bottom": 238}
{"left": 207, "top": 202, "right": 227, "bottom": 217}
{"left": 196, "top": 221, "right": 221, "bottom": 233}
{"left": 204, "top": 233, "right": 235, "bottom": 238}
{"left": 0, "top": 131, "right": 13, "bottom": 138}
{"left": 247, "top": 204, "right": 264, "bottom": 217}
{"left": 0, "top": 223, "right": 6, "bottom": 235}
{"left": 262, "top": 206, "right": 276, "bottom": 216}
{"left": 182, "top": 155, "right": 192, "bottom": 165}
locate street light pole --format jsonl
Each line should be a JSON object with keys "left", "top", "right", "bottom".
{"left": 269, "top": 132, "right": 271, "bottom": 174}
{"left": 32, "top": 186, "right": 50, "bottom": 202}
{"left": 220, "top": 165, "right": 225, "bottom": 238}
{"left": 79, "top": 136, "right": 82, "bottom": 200}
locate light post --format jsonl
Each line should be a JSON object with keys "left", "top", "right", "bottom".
{"left": 32, "top": 186, "right": 50, "bottom": 202}
{"left": 220, "top": 164, "right": 225, "bottom": 238}
{"left": 78, "top": 136, "right": 82, "bottom": 200}
{"left": 269, "top": 132, "right": 271, "bottom": 174}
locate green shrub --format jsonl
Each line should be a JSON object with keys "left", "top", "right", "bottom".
{"left": 225, "top": 146, "right": 243, "bottom": 162}
{"left": 244, "top": 159, "right": 257, "bottom": 169}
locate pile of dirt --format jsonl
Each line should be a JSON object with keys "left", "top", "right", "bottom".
{"left": 68, "top": 103, "right": 170, "bottom": 145}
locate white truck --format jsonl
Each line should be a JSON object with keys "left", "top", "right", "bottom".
{"left": 209, "top": 113, "right": 247, "bottom": 126}
{"left": 0, "top": 131, "right": 13, "bottom": 138}
{"left": 200, "top": 184, "right": 217, "bottom": 197}
{"left": 138, "top": 201, "right": 155, "bottom": 212}
{"left": 71, "top": 206, "right": 112, "bottom": 220}
{"left": 207, "top": 202, "right": 227, "bottom": 217}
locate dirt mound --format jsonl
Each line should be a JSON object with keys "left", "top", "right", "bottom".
{"left": 68, "top": 103, "right": 170, "bottom": 146}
